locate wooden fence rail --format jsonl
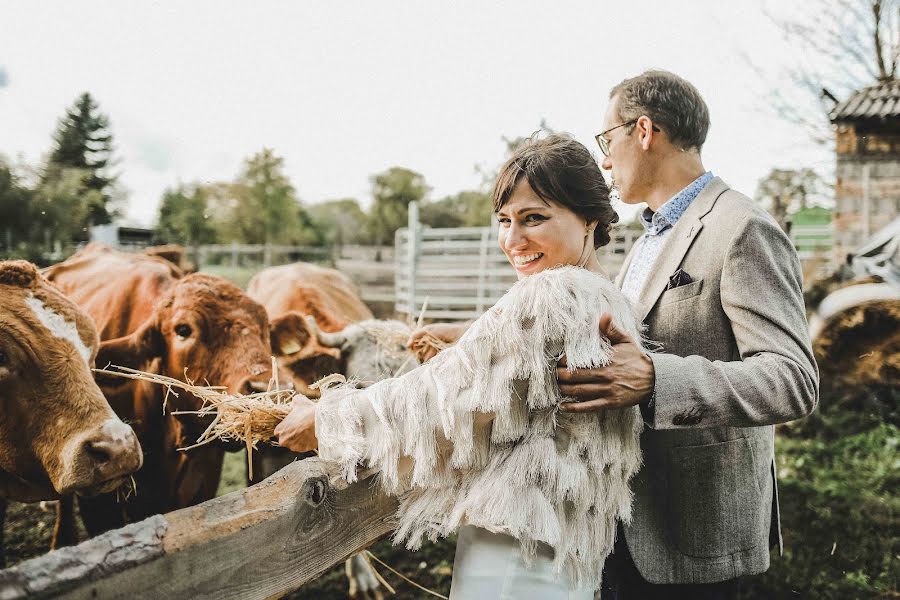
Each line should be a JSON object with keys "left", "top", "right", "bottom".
{"left": 0, "top": 460, "right": 397, "bottom": 600}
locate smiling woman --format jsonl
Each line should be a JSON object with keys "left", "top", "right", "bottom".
{"left": 493, "top": 133, "right": 619, "bottom": 279}
{"left": 275, "top": 134, "right": 644, "bottom": 598}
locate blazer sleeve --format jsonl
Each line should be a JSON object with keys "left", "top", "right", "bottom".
{"left": 647, "top": 212, "right": 819, "bottom": 429}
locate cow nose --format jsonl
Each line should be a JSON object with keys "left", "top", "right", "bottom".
{"left": 80, "top": 419, "right": 143, "bottom": 478}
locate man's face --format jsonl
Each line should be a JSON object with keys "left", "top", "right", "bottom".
{"left": 599, "top": 95, "right": 642, "bottom": 205}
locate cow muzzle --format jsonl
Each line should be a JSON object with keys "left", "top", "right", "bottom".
{"left": 57, "top": 419, "right": 143, "bottom": 496}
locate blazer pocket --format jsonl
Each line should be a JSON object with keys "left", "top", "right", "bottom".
{"left": 659, "top": 278, "right": 703, "bottom": 306}
{"left": 665, "top": 438, "right": 762, "bottom": 558}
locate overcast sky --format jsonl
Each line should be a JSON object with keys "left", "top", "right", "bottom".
{"left": 0, "top": 1, "right": 831, "bottom": 227}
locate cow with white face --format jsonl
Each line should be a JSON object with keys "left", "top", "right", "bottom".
{"left": 0, "top": 261, "right": 142, "bottom": 560}
{"left": 305, "top": 317, "right": 419, "bottom": 385}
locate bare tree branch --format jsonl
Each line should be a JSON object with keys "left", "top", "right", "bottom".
{"left": 752, "top": 0, "right": 900, "bottom": 147}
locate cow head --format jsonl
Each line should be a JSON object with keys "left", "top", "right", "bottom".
{"left": 305, "top": 317, "right": 419, "bottom": 386}
{"left": 95, "top": 273, "right": 292, "bottom": 414}
{"left": 0, "top": 261, "right": 143, "bottom": 501}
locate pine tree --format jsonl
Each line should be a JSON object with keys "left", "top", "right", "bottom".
{"left": 45, "top": 92, "right": 118, "bottom": 226}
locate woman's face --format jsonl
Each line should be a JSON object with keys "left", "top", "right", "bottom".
{"left": 497, "top": 179, "right": 591, "bottom": 279}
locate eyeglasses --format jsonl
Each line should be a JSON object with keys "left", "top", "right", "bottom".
{"left": 595, "top": 119, "right": 660, "bottom": 157}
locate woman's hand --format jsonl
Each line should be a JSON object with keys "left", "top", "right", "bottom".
{"left": 274, "top": 395, "right": 319, "bottom": 453}
{"left": 407, "top": 322, "right": 469, "bottom": 363}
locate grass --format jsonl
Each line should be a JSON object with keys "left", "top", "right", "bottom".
{"left": 737, "top": 386, "right": 899, "bottom": 599}
{"left": 199, "top": 265, "right": 259, "bottom": 290}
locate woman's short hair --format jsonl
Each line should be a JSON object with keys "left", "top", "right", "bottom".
{"left": 492, "top": 133, "right": 619, "bottom": 248}
{"left": 610, "top": 70, "right": 709, "bottom": 152}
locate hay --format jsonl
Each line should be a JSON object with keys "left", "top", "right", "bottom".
{"left": 410, "top": 332, "right": 452, "bottom": 354}
{"left": 813, "top": 299, "right": 900, "bottom": 389}
{"left": 93, "top": 362, "right": 305, "bottom": 480}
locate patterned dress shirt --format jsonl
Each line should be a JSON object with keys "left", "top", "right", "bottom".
{"left": 621, "top": 171, "right": 714, "bottom": 304}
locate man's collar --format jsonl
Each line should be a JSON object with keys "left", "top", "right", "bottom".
{"left": 640, "top": 171, "right": 714, "bottom": 235}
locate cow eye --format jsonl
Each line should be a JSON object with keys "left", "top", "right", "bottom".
{"left": 174, "top": 324, "right": 193, "bottom": 339}
{"left": 0, "top": 350, "right": 7, "bottom": 366}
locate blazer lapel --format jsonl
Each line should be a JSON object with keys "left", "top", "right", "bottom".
{"left": 635, "top": 177, "right": 729, "bottom": 322}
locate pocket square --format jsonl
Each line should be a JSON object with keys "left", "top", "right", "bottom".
{"left": 666, "top": 268, "right": 694, "bottom": 291}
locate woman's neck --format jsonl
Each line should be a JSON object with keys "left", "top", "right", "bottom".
{"left": 582, "top": 251, "right": 606, "bottom": 277}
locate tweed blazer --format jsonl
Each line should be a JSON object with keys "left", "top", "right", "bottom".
{"left": 613, "top": 177, "right": 819, "bottom": 584}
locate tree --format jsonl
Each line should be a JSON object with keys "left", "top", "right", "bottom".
{"left": 755, "top": 168, "right": 824, "bottom": 231}
{"left": 156, "top": 184, "right": 218, "bottom": 248}
{"left": 230, "top": 148, "right": 319, "bottom": 245}
{"left": 308, "top": 198, "right": 370, "bottom": 246}
{"left": 758, "top": 0, "right": 900, "bottom": 144}
{"left": 0, "top": 158, "right": 36, "bottom": 255}
{"left": 367, "top": 167, "right": 430, "bottom": 245}
{"left": 45, "top": 92, "right": 119, "bottom": 225}
{"left": 420, "top": 190, "right": 493, "bottom": 228}
{"left": 33, "top": 168, "right": 102, "bottom": 249}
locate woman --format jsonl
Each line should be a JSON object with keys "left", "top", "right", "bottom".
{"left": 276, "top": 133, "right": 644, "bottom": 598}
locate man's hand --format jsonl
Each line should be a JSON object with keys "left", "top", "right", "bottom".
{"left": 407, "top": 322, "right": 468, "bottom": 363}
{"left": 274, "top": 395, "right": 319, "bottom": 453}
{"left": 557, "top": 313, "right": 655, "bottom": 413}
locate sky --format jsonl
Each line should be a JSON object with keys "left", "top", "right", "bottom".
{"left": 0, "top": 1, "right": 832, "bottom": 227}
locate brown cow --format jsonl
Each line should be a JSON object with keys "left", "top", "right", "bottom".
{"left": 247, "top": 260, "right": 419, "bottom": 395}
{"left": 246, "top": 262, "right": 377, "bottom": 478}
{"left": 143, "top": 244, "right": 196, "bottom": 273}
{"left": 43, "top": 244, "right": 301, "bottom": 537}
{"left": 0, "top": 261, "right": 142, "bottom": 562}
{"left": 247, "top": 262, "right": 417, "bottom": 600}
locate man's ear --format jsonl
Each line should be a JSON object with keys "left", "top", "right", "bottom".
{"left": 270, "top": 311, "right": 311, "bottom": 356}
{"left": 95, "top": 318, "right": 163, "bottom": 385}
{"left": 637, "top": 115, "right": 655, "bottom": 150}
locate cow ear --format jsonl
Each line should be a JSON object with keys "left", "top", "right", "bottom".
{"left": 270, "top": 312, "right": 311, "bottom": 356}
{"left": 96, "top": 319, "right": 164, "bottom": 373}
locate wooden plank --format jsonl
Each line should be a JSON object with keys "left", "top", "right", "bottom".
{"left": 361, "top": 291, "right": 397, "bottom": 303}
{"left": 398, "top": 295, "right": 506, "bottom": 307}
{"left": 395, "top": 281, "right": 513, "bottom": 292}
{"left": 394, "top": 306, "right": 483, "bottom": 320}
{"left": 0, "top": 460, "right": 398, "bottom": 600}
{"left": 410, "top": 254, "right": 502, "bottom": 262}
{"left": 419, "top": 226, "right": 497, "bottom": 237}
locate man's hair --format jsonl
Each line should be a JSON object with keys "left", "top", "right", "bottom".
{"left": 610, "top": 70, "right": 710, "bottom": 152}
{"left": 492, "top": 132, "right": 619, "bottom": 248}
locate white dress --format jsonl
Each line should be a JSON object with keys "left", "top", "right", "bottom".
{"left": 449, "top": 526, "right": 594, "bottom": 600}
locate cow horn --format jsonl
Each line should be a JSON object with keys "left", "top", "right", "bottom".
{"left": 304, "top": 315, "right": 348, "bottom": 348}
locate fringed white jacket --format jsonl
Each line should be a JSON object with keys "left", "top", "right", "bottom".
{"left": 315, "top": 266, "right": 644, "bottom": 590}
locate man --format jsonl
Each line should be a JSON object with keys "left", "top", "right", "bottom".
{"left": 556, "top": 70, "right": 819, "bottom": 599}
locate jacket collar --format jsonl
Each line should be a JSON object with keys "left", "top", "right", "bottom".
{"left": 620, "top": 176, "right": 729, "bottom": 322}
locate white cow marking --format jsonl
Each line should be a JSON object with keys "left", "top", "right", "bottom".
{"left": 24, "top": 293, "right": 92, "bottom": 364}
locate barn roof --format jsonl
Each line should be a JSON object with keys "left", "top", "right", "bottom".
{"left": 830, "top": 79, "right": 900, "bottom": 122}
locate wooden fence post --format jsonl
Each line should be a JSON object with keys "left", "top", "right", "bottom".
{"left": 230, "top": 241, "right": 239, "bottom": 268}
{"left": 476, "top": 227, "right": 491, "bottom": 313}
{"left": 405, "top": 202, "right": 419, "bottom": 318}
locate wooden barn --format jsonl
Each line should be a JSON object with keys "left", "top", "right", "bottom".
{"left": 830, "top": 79, "right": 900, "bottom": 262}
